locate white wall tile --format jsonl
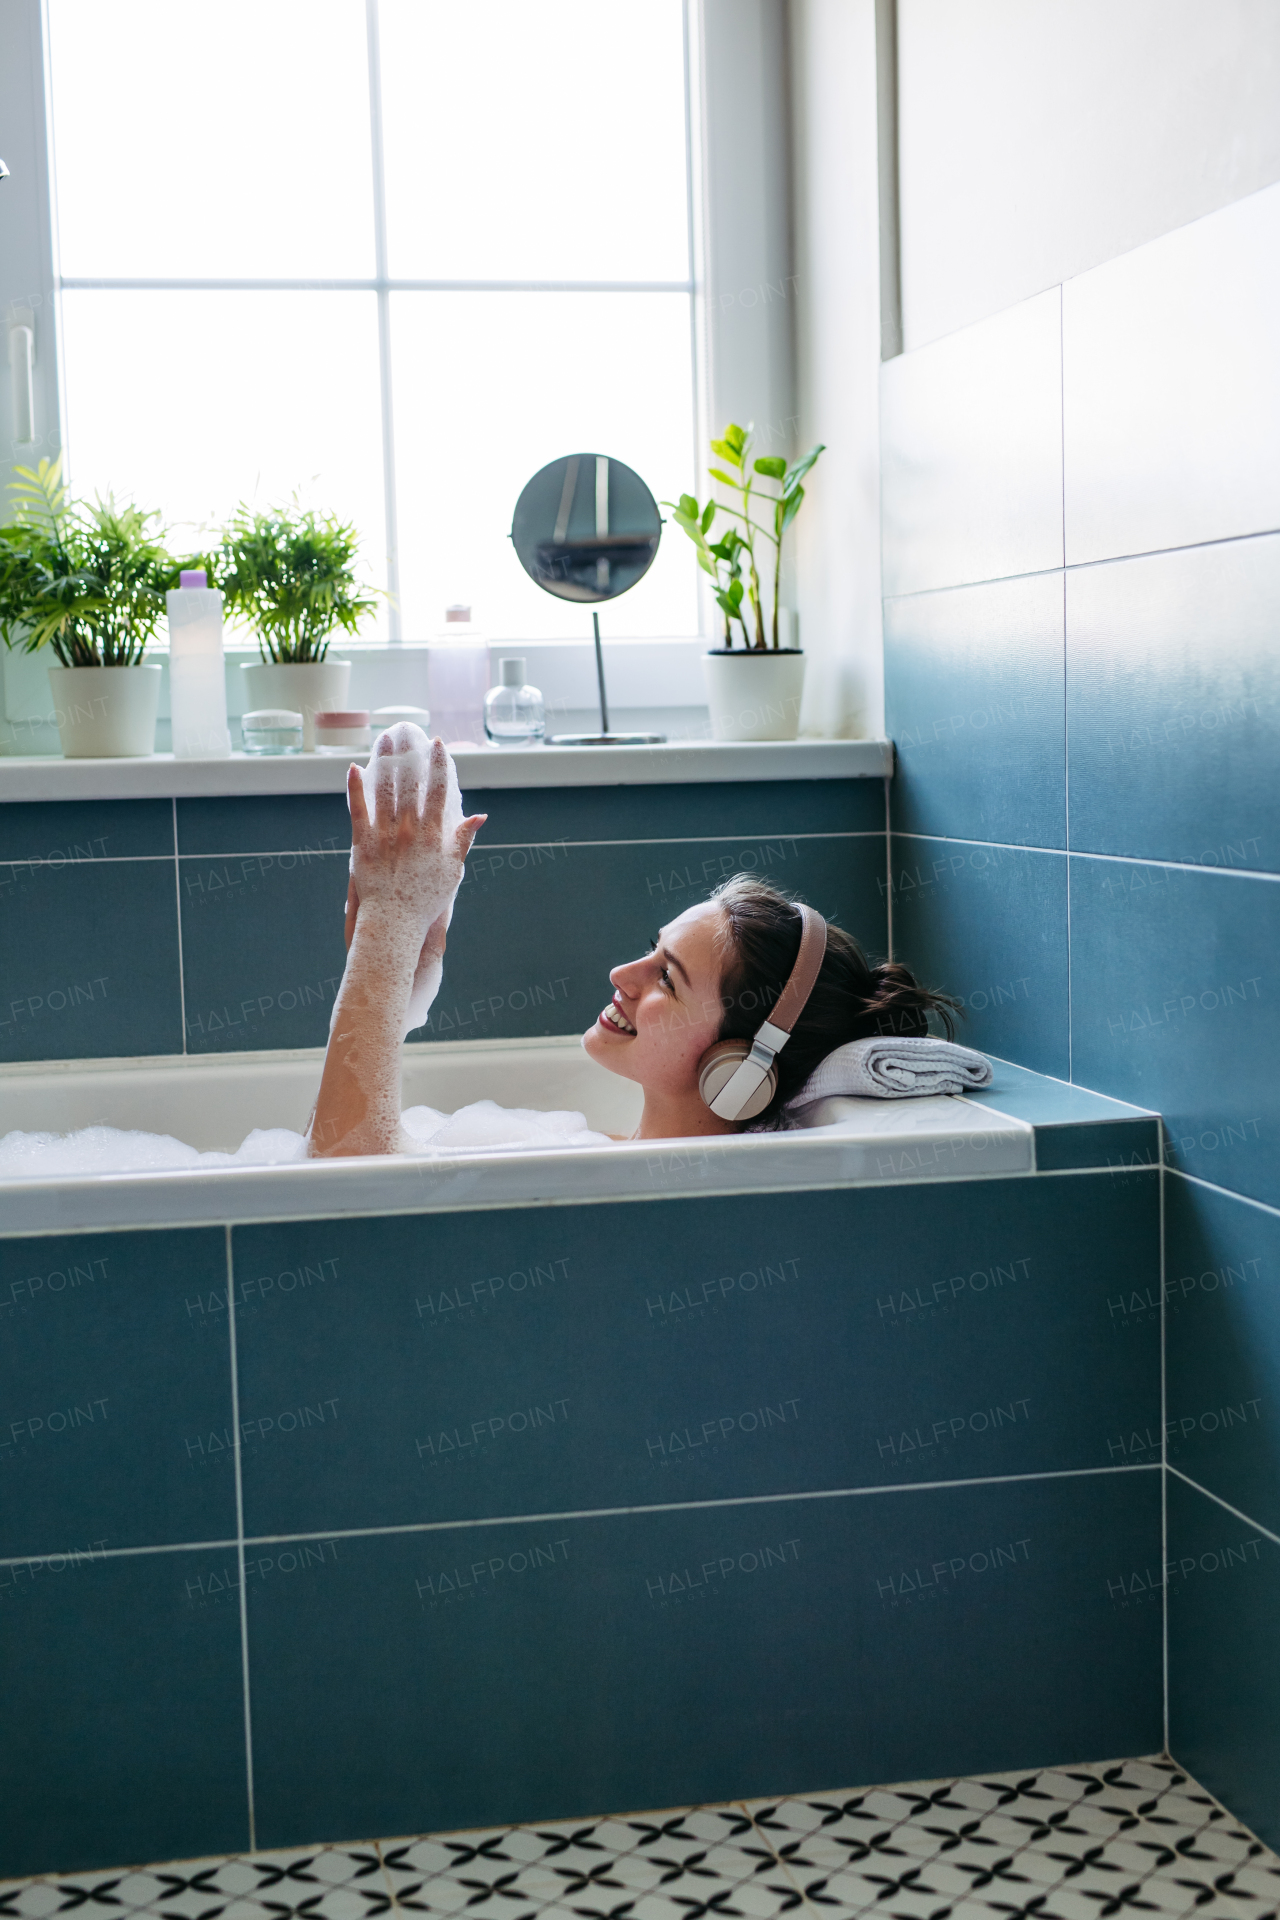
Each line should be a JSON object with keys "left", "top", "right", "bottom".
{"left": 1063, "top": 180, "right": 1280, "bottom": 563}
{"left": 881, "top": 288, "right": 1063, "bottom": 597}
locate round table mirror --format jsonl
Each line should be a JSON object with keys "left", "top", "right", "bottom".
{"left": 510, "top": 452, "right": 665, "bottom": 745}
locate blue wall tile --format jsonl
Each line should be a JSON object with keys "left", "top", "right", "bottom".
{"left": 247, "top": 1471, "right": 1160, "bottom": 1849}
{"left": 180, "top": 851, "right": 349, "bottom": 1052}
{"left": 0, "top": 1229, "right": 236, "bottom": 1556}
{"left": 423, "top": 833, "right": 887, "bottom": 1044}
{"left": 1165, "top": 1174, "right": 1280, "bottom": 1535}
{"left": 0, "top": 859, "right": 183, "bottom": 1063}
{"left": 1063, "top": 181, "right": 1280, "bottom": 566}
{"left": 1032, "top": 1119, "right": 1159, "bottom": 1174}
{"left": 175, "top": 781, "right": 884, "bottom": 858}
{"left": 177, "top": 793, "right": 351, "bottom": 857}
{"left": 1069, "top": 860, "right": 1279, "bottom": 1207}
{"left": 889, "top": 836, "right": 1069, "bottom": 1078}
{"left": 964, "top": 1057, "right": 1151, "bottom": 1126}
{"left": 465, "top": 778, "right": 887, "bottom": 843}
{"left": 965, "top": 1059, "right": 1159, "bottom": 1170}
{"left": 1167, "top": 1474, "right": 1280, "bottom": 1855}
{"left": 1067, "top": 538, "right": 1280, "bottom": 870}
{"left": 881, "top": 287, "right": 1063, "bottom": 596}
{"left": 178, "top": 826, "right": 885, "bottom": 1054}
{"left": 0, "top": 796, "right": 173, "bottom": 864}
{"left": 0, "top": 1545, "right": 249, "bottom": 1876}
{"left": 6, "top": 784, "right": 886, "bottom": 1065}
{"left": 233, "top": 1177, "right": 1157, "bottom": 1538}
{"left": 886, "top": 573, "right": 1065, "bottom": 848}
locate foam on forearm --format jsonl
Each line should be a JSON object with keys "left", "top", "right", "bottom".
{"left": 350, "top": 726, "right": 467, "bottom": 1038}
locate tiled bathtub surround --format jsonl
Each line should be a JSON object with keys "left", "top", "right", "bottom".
{"left": 0, "top": 1126, "right": 1162, "bottom": 1875}
{"left": 881, "top": 180, "right": 1280, "bottom": 1842}
{"left": 0, "top": 779, "right": 886, "bottom": 1064}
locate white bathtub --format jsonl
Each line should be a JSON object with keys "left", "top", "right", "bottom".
{"left": 0, "top": 1036, "right": 1034, "bottom": 1234}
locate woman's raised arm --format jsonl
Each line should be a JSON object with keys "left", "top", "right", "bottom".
{"left": 307, "top": 728, "right": 485, "bottom": 1157}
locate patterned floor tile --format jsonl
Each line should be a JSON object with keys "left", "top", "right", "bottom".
{"left": 378, "top": 1806, "right": 794, "bottom": 1920}
{"left": 0, "top": 1849, "right": 393, "bottom": 1920}
{"left": 4, "top": 1760, "right": 1279, "bottom": 1920}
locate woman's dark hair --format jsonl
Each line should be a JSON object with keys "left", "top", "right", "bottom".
{"left": 712, "top": 873, "right": 961, "bottom": 1130}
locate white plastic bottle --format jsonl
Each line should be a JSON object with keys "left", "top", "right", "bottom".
{"left": 167, "top": 569, "right": 231, "bottom": 758}
{"left": 427, "top": 603, "right": 489, "bottom": 748}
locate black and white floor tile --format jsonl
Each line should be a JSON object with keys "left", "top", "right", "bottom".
{"left": 4, "top": 1759, "right": 1279, "bottom": 1920}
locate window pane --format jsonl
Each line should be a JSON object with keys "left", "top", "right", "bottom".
{"left": 391, "top": 291, "right": 697, "bottom": 640}
{"left": 60, "top": 291, "right": 388, "bottom": 639}
{"left": 380, "top": 0, "right": 689, "bottom": 283}
{"left": 48, "top": 0, "right": 375, "bottom": 279}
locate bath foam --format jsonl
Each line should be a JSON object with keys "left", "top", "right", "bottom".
{"left": 0, "top": 1126, "right": 311, "bottom": 1177}
{"left": 0, "top": 1103, "right": 610, "bottom": 1178}
{"left": 349, "top": 727, "right": 468, "bottom": 1040}
{"left": 401, "top": 1101, "right": 611, "bottom": 1152}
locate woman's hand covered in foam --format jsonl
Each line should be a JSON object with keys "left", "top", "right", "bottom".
{"left": 346, "top": 726, "right": 485, "bottom": 939}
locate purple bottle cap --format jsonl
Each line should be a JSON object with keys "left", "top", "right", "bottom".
{"left": 179, "top": 568, "right": 207, "bottom": 590}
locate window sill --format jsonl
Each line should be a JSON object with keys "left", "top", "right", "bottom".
{"left": 0, "top": 737, "right": 892, "bottom": 802}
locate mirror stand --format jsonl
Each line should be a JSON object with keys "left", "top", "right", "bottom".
{"left": 548, "top": 613, "right": 666, "bottom": 747}
{"left": 512, "top": 453, "right": 668, "bottom": 747}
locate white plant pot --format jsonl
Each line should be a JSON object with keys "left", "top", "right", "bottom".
{"left": 47, "top": 663, "right": 162, "bottom": 758}
{"left": 702, "top": 649, "right": 806, "bottom": 742}
{"left": 240, "top": 658, "right": 352, "bottom": 751}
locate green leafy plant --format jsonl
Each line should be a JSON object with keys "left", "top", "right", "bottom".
{"left": 665, "top": 423, "right": 824, "bottom": 649}
{"left": 212, "top": 501, "right": 378, "bottom": 663}
{"left": 0, "top": 457, "right": 176, "bottom": 667}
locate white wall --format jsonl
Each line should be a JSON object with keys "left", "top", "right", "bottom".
{"left": 788, "top": 0, "right": 885, "bottom": 739}
{"left": 897, "top": 0, "right": 1280, "bottom": 350}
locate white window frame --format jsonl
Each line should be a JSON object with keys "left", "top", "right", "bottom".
{"left": 1, "top": 0, "right": 795, "bottom": 721}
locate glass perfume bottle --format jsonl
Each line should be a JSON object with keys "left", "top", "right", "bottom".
{"left": 484, "top": 657, "right": 545, "bottom": 747}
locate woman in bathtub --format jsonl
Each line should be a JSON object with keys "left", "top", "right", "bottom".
{"left": 307, "top": 727, "right": 955, "bottom": 1155}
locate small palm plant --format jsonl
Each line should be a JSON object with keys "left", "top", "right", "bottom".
{"left": 212, "top": 501, "right": 378, "bottom": 663}
{"left": 0, "top": 457, "right": 175, "bottom": 666}
{"left": 665, "top": 422, "right": 824, "bottom": 649}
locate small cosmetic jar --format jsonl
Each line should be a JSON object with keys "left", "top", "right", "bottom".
{"left": 314, "top": 709, "right": 374, "bottom": 754}
{"left": 370, "top": 705, "right": 431, "bottom": 734}
{"left": 241, "top": 708, "right": 303, "bottom": 754}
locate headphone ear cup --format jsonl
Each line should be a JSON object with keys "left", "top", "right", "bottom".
{"left": 697, "top": 1039, "right": 778, "bottom": 1122}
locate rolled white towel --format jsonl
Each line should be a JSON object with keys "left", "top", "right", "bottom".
{"left": 787, "top": 1034, "right": 993, "bottom": 1105}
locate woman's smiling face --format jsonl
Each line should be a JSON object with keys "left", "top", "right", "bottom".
{"left": 582, "top": 899, "right": 728, "bottom": 1096}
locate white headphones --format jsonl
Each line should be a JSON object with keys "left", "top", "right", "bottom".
{"left": 696, "top": 904, "right": 828, "bottom": 1122}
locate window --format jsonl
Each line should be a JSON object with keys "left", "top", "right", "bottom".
{"left": 45, "top": 0, "right": 700, "bottom": 642}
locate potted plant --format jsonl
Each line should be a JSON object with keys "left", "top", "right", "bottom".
{"left": 213, "top": 501, "right": 378, "bottom": 750}
{"left": 0, "top": 458, "right": 175, "bottom": 757}
{"left": 666, "top": 423, "right": 824, "bottom": 742}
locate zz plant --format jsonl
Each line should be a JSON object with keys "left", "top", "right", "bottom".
{"left": 665, "top": 423, "right": 824, "bottom": 649}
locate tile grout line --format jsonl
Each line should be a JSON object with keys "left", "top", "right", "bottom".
{"left": 0, "top": 1461, "right": 1162, "bottom": 1572}
{"left": 883, "top": 775, "right": 894, "bottom": 962}
{"left": 3, "top": 830, "right": 883, "bottom": 871}
{"left": 173, "top": 800, "right": 188, "bottom": 1055}
{"left": 1166, "top": 1164, "right": 1280, "bottom": 1222}
{"left": 180, "top": 831, "right": 882, "bottom": 857}
{"left": 1167, "top": 1464, "right": 1280, "bottom": 1551}
{"left": 225, "top": 1223, "right": 257, "bottom": 1852}
{"left": 1061, "top": 478, "right": 1073, "bottom": 1084}
{"left": 891, "top": 830, "right": 1279, "bottom": 881}
{"left": 883, "top": 521, "right": 1280, "bottom": 603}
{"left": 1160, "top": 1149, "right": 1169, "bottom": 1756}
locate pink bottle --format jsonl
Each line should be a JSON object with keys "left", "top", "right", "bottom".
{"left": 427, "top": 604, "right": 489, "bottom": 748}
